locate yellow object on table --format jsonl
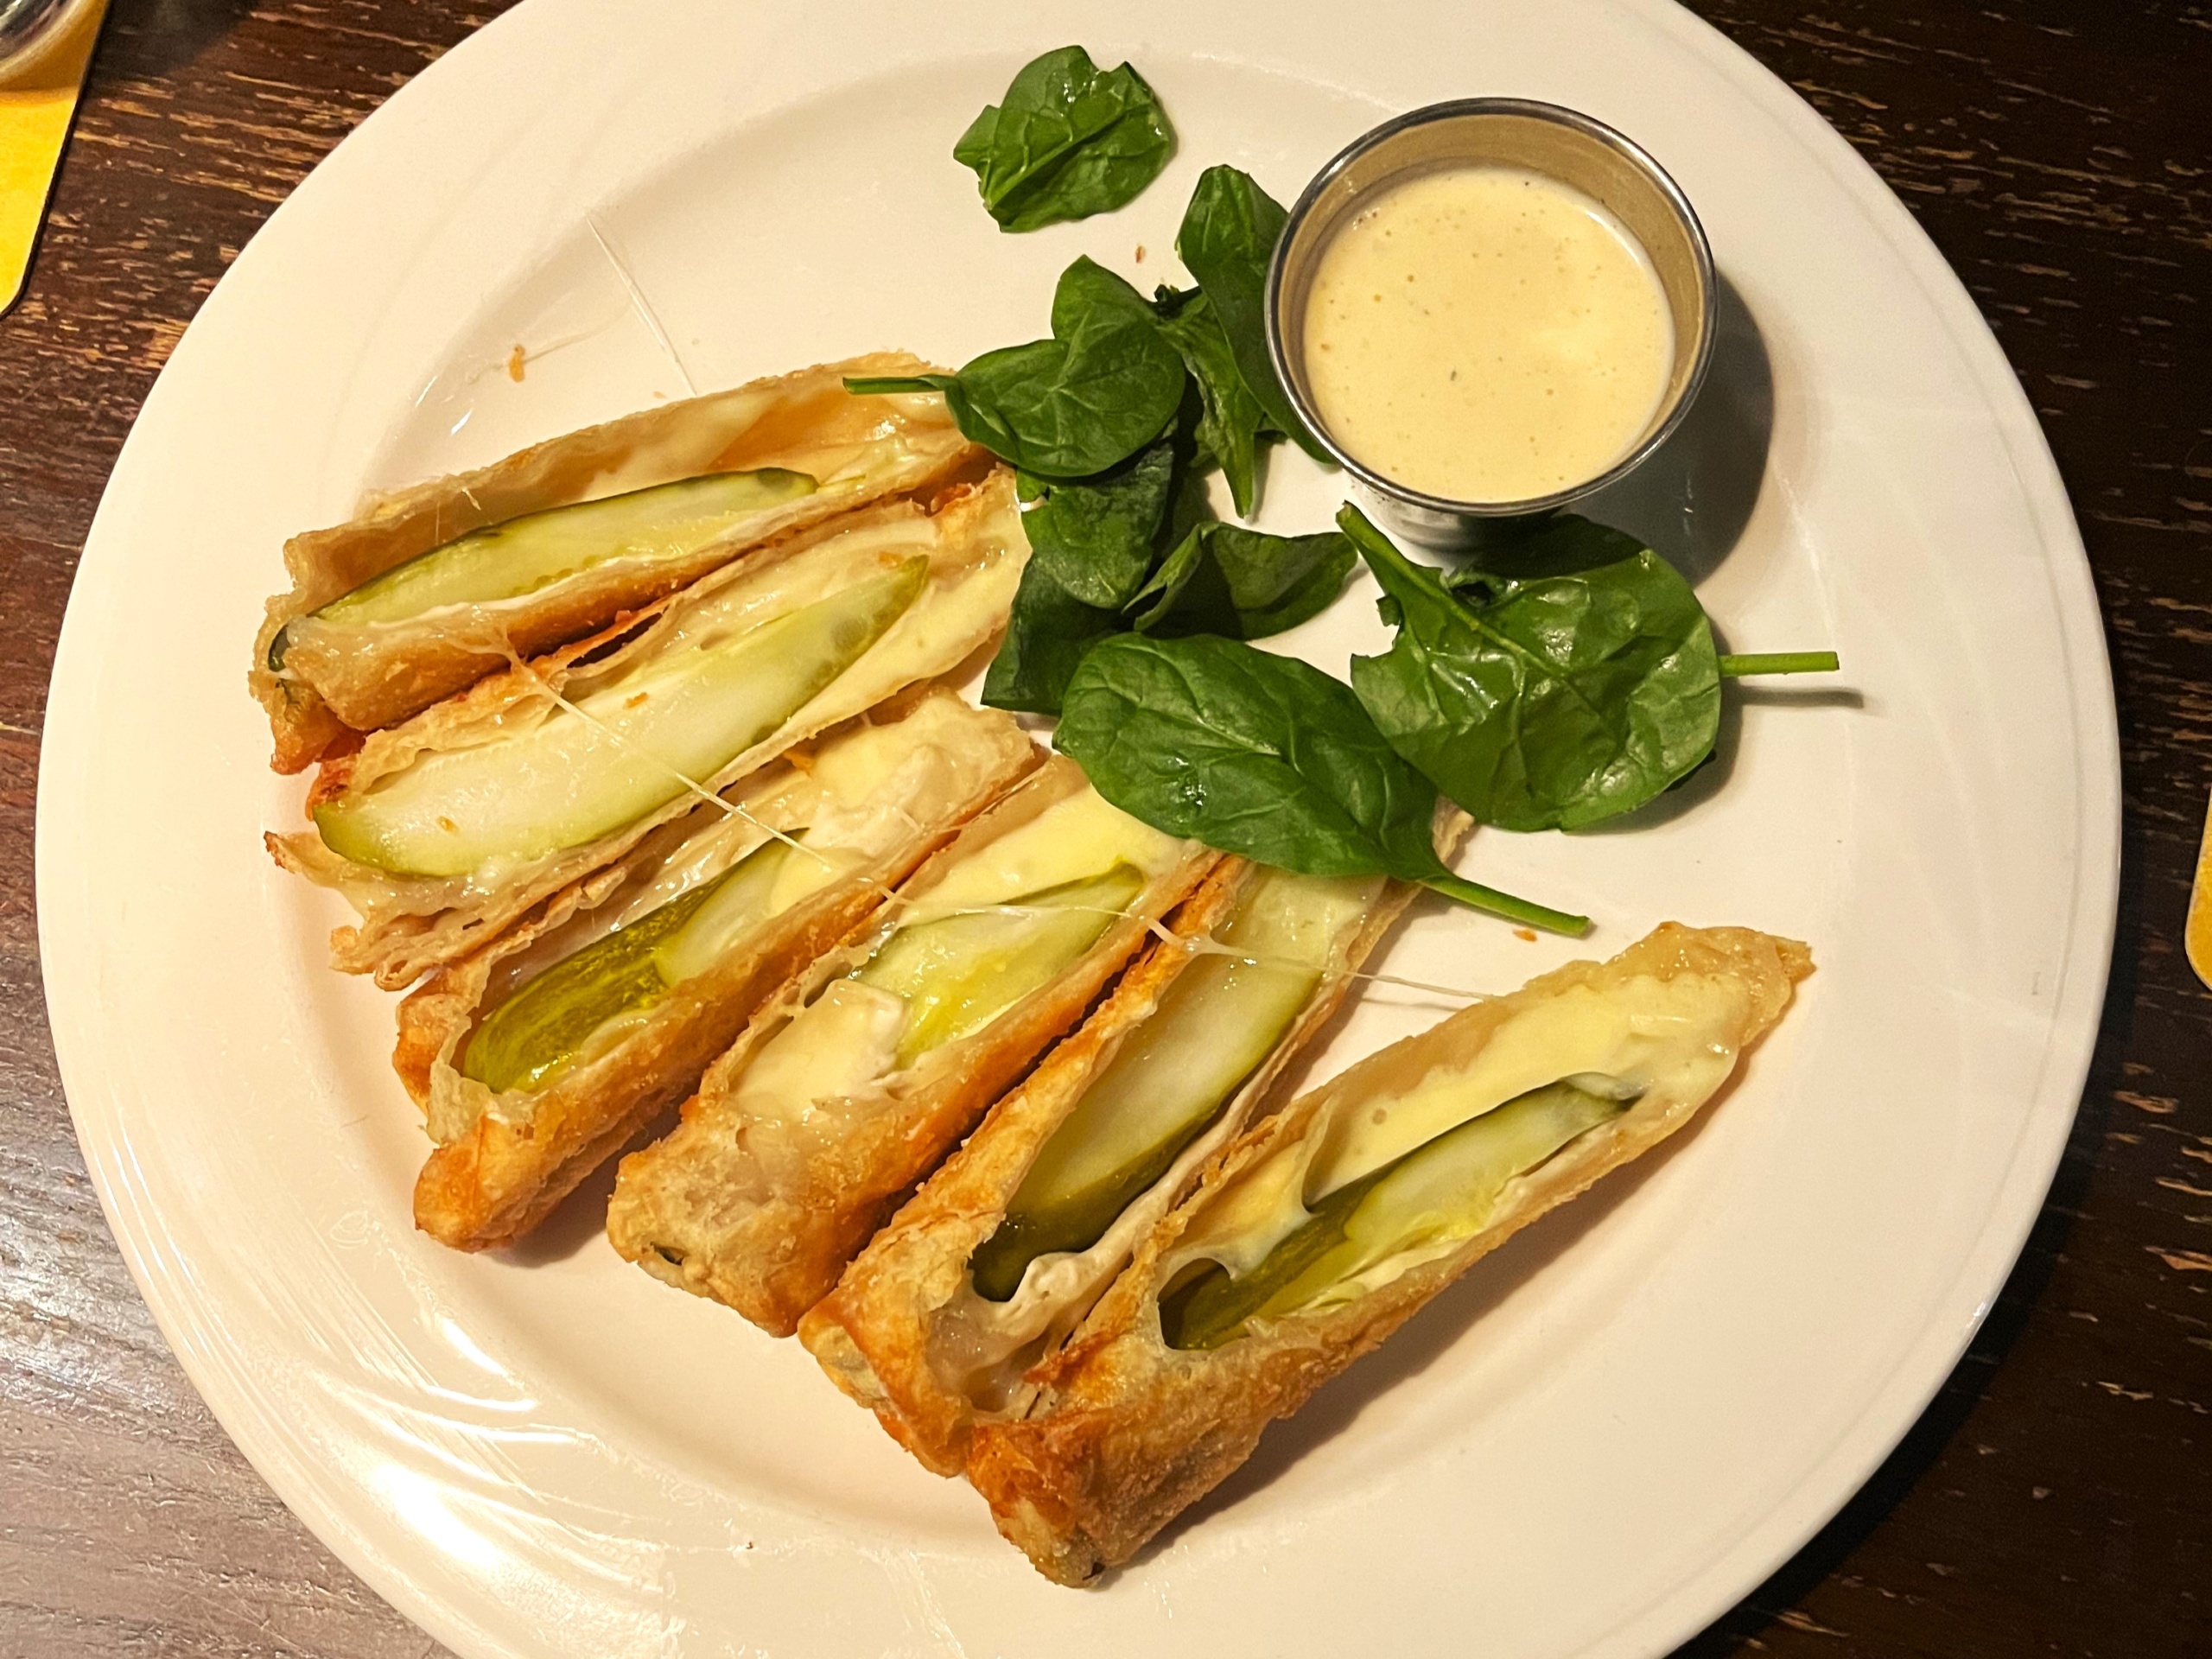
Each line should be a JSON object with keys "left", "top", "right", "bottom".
{"left": 2190, "top": 791, "right": 2212, "bottom": 990}
{"left": 0, "top": 0, "right": 107, "bottom": 314}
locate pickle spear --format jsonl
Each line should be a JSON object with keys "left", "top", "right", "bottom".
{"left": 315, "top": 559, "right": 924, "bottom": 877}
{"left": 1160, "top": 1077, "right": 1632, "bottom": 1351}
{"left": 857, "top": 865, "right": 1145, "bottom": 1069}
{"left": 270, "top": 469, "right": 817, "bottom": 667}
{"left": 969, "top": 870, "right": 1373, "bottom": 1301}
{"left": 461, "top": 839, "right": 800, "bottom": 1096}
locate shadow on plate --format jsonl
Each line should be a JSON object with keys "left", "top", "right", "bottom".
{"left": 1571, "top": 630, "right": 1868, "bottom": 838}
{"left": 494, "top": 1117, "right": 674, "bottom": 1268}
{"left": 1574, "top": 673, "right": 1750, "bottom": 835}
{"left": 1577, "top": 272, "right": 1774, "bottom": 588}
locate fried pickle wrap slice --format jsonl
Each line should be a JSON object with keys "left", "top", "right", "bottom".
{"left": 252, "top": 355, "right": 980, "bottom": 772}
{"left": 605, "top": 757, "right": 1222, "bottom": 1337}
{"left": 268, "top": 474, "right": 1027, "bottom": 989}
{"left": 965, "top": 923, "right": 1813, "bottom": 1584}
{"left": 397, "top": 689, "right": 1040, "bottom": 1252}
{"left": 798, "top": 822, "right": 1459, "bottom": 1474}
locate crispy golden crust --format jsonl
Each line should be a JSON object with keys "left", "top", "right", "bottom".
{"left": 267, "top": 601, "right": 674, "bottom": 982}
{"left": 798, "top": 839, "right": 1440, "bottom": 1478}
{"left": 267, "top": 474, "right": 1028, "bottom": 989}
{"left": 411, "top": 925, "right": 835, "bottom": 1249}
{"left": 399, "top": 694, "right": 1042, "bottom": 1252}
{"left": 965, "top": 924, "right": 1814, "bottom": 1585}
{"left": 251, "top": 353, "right": 981, "bottom": 773}
{"left": 605, "top": 759, "right": 1223, "bottom": 1338}
{"left": 797, "top": 861, "right": 1258, "bottom": 1472}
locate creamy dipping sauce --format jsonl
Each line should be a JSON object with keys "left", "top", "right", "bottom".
{"left": 1302, "top": 165, "right": 1675, "bottom": 503}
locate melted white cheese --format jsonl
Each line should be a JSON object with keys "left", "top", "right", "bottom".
{"left": 1306, "top": 972, "right": 1747, "bottom": 1198}
{"left": 897, "top": 786, "right": 1180, "bottom": 928}
{"left": 575, "top": 385, "right": 783, "bottom": 501}
{"left": 1168, "top": 969, "right": 1754, "bottom": 1286}
{"left": 928, "top": 868, "right": 1383, "bottom": 1401}
{"left": 731, "top": 980, "right": 906, "bottom": 1121}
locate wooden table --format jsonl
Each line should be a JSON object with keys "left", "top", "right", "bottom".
{"left": 1, "top": 3, "right": 2203, "bottom": 1654}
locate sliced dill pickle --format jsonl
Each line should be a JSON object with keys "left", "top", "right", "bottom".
{"left": 462, "top": 837, "right": 802, "bottom": 1096}
{"left": 461, "top": 871, "right": 719, "bottom": 1095}
{"left": 315, "top": 558, "right": 925, "bottom": 876}
{"left": 1157, "top": 1168, "right": 1382, "bottom": 1354}
{"left": 855, "top": 865, "right": 1144, "bottom": 1070}
{"left": 649, "top": 838, "right": 804, "bottom": 985}
{"left": 1160, "top": 1078, "right": 1630, "bottom": 1351}
{"left": 301, "top": 469, "right": 817, "bottom": 645}
{"left": 969, "top": 950, "right": 1305, "bottom": 1300}
{"left": 971, "top": 869, "right": 1375, "bottom": 1301}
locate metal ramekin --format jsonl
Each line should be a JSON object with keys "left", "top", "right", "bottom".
{"left": 1267, "top": 98, "right": 1717, "bottom": 552}
{"left": 0, "top": 0, "right": 99, "bottom": 79}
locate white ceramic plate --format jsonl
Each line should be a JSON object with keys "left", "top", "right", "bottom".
{"left": 38, "top": 1, "right": 2117, "bottom": 1654}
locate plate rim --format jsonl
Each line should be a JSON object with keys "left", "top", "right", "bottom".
{"left": 35, "top": 0, "right": 2120, "bottom": 1655}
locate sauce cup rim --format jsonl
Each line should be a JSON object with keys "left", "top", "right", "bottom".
{"left": 1265, "top": 96, "right": 1718, "bottom": 522}
{"left": 0, "top": 0, "right": 99, "bottom": 78}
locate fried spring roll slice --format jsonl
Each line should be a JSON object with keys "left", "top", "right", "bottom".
{"left": 800, "top": 855, "right": 1420, "bottom": 1475}
{"left": 398, "top": 690, "right": 1040, "bottom": 1252}
{"left": 269, "top": 474, "right": 1027, "bottom": 989}
{"left": 967, "top": 923, "right": 1813, "bottom": 1585}
{"left": 252, "top": 356, "right": 979, "bottom": 772}
{"left": 606, "top": 757, "right": 1220, "bottom": 1337}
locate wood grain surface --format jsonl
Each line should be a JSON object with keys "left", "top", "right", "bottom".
{"left": 0, "top": 3, "right": 2204, "bottom": 1655}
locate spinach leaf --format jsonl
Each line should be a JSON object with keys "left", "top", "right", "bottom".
{"left": 1130, "top": 522, "right": 1353, "bottom": 639}
{"left": 1435, "top": 515, "right": 1652, "bottom": 594}
{"left": 1153, "top": 287, "right": 1268, "bottom": 515}
{"left": 1020, "top": 437, "right": 1176, "bottom": 610}
{"left": 1157, "top": 401, "right": 1219, "bottom": 548}
{"left": 1056, "top": 633, "right": 1587, "bottom": 933}
{"left": 982, "top": 561, "right": 1124, "bottom": 715}
{"left": 986, "top": 434, "right": 1344, "bottom": 710}
{"left": 1056, "top": 633, "right": 1449, "bottom": 880}
{"left": 852, "top": 259, "right": 1185, "bottom": 477}
{"left": 955, "top": 47, "right": 1176, "bottom": 233}
{"left": 1175, "top": 167, "right": 1327, "bottom": 462}
{"left": 1343, "top": 505, "right": 1721, "bottom": 832}
{"left": 982, "top": 414, "right": 1206, "bottom": 715}
{"left": 951, "top": 104, "right": 999, "bottom": 176}
{"left": 938, "top": 257, "right": 1189, "bottom": 478}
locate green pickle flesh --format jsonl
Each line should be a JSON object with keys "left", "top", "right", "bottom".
{"left": 276, "top": 469, "right": 817, "bottom": 664}
{"left": 1159, "top": 1078, "right": 1631, "bottom": 1351}
{"left": 855, "top": 866, "right": 1145, "bottom": 1071}
{"left": 461, "top": 838, "right": 798, "bottom": 1096}
{"left": 968, "top": 873, "right": 1364, "bottom": 1302}
{"left": 315, "top": 558, "right": 924, "bottom": 876}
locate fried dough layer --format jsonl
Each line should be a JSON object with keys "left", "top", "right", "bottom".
{"left": 965, "top": 923, "right": 1812, "bottom": 1584}
{"left": 799, "top": 841, "right": 1435, "bottom": 1476}
{"left": 605, "top": 758, "right": 1221, "bottom": 1338}
{"left": 268, "top": 474, "right": 1027, "bottom": 989}
{"left": 399, "top": 690, "right": 1040, "bottom": 1252}
{"left": 252, "top": 355, "right": 979, "bottom": 772}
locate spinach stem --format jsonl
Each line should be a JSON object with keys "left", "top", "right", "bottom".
{"left": 843, "top": 375, "right": 944, "bottom": 396}
{"left": 1717, "top": 651, "right": 1840, "bottom": 677}
{"left": 1339, "top": 504, "right": 1582, "bottom": 702}
{"left": 1421, "top": 874, "right": 1591, "bottom": 938}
